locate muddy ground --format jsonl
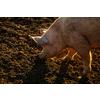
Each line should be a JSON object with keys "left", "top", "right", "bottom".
{"left": 0, "top": 17, "right": 100, "bottom": 84}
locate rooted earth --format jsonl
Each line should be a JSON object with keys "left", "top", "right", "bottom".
{"left": 0, "top": 17, "right": 100, "bottom": 84}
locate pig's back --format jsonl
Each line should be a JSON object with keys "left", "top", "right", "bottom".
{"left": 62, "top": 17, "right": 100, "bottom": 46}
{"left": 74, "top": 17, "right": 100, "bottom": 46}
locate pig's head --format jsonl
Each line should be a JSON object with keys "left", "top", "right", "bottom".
{"left": 30, "top": 28, "right": 65, "bottom": 59}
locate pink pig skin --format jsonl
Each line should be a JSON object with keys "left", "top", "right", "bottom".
{"left": 30, "top": 17, "right": 100, "bottom": 76}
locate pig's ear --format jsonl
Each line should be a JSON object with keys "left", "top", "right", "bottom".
{"left": 40, "top": 29, "right": 47, "bottom": 35}
{"left": 29, "top": 35, "right": 49, "bottom": 46}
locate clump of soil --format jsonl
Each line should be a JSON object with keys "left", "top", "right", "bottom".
{"left": 0, "top": 17, "right": 100, "bottom": 84}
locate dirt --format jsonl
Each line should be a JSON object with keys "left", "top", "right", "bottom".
{"left": 0, "top": 17, "right": 100, "bottom": 84}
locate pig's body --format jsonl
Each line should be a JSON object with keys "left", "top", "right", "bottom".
{"left": 61, "top": 17, "right": 100, "bottom": 47}
{"left": 30, "top": 17, "right": 100, "bottom": 76}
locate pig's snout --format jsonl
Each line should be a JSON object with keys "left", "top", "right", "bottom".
{"left": 37, "top": 50, "right": 49, "bottom": 59}
{"left": 35, "top": 54, "right": 46, "bottom": 63}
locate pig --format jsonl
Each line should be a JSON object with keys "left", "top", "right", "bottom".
{"left": 29, "top": 17, "right": 100, "bottom": 76}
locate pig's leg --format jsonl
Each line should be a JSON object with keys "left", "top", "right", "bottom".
{"left": 61, "top": 48, "right": 77, "bottom": 62}
{"left": 69, "top": 32, "right": 92, "bottom": 76}
{"left": 73, "top": 43, "right": 92, "bottom": 76}
{"left": 81, "top": 50, "right": 92, "bottom": 76}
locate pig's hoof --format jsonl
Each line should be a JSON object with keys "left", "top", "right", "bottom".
{"left": 82, "top": 67, "right": 91, "bottom": 76}
{"left": 78, "top": 70, "right": 88, "bottom": 79}
{"left": 78, "top": 75, "right": 88, "bottom": 83}
{"left": 78, "top": 71, "right": 88, "bottom": 79}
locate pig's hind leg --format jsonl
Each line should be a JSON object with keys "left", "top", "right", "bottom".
{"left": 61, "top": 48, "right": 77, "bottom": 63}
{"left": 80, "top": 50, "right": 92, "bottom": 76}
{"left": 72, "top": 34, "right": 92, "bottom": 76}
